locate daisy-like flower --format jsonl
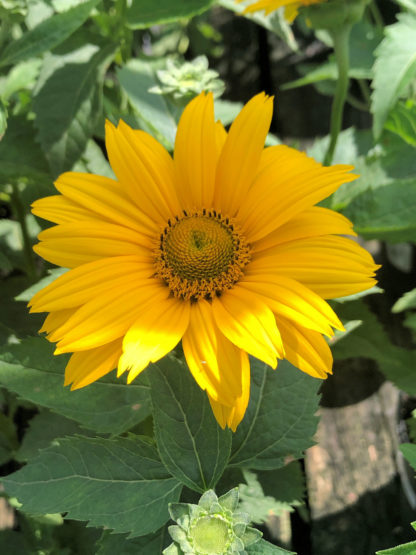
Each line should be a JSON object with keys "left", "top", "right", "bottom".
{"left": 30, "top": 92, "right": 377, "bottom": 431}
{"left": 238, "top": 0, "right": 326, "bottom": 21}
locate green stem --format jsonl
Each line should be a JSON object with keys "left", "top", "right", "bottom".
{"left": 369, "top": 0, "right": 384, "bottom": 29}
{"left": 10, "top": 186, "right": 38, "bottom": 281}
{"left": 324, "top": 25, "right": 352, "bottom": 166}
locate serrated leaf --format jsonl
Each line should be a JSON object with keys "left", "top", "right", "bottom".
{"left": 239, "top": 470, "right": 294, "bottom": 524}
{"left": 126, "top": 0, "right": 214, "bottom": 28}
{"left": 385, "top": 100, "right": 416, "bottom": 147}
{"left": 392, "top": 288, "right": 416, "bottom": 313}
{"left": 0, "top": 59, "right": 42, "bottom": 100}
{"left": 229, "top": 359, "right": 320, "bottom": 470}
{"left": 34, "top": 43, "right": 114, "bottom": 177}
{"left": 16, "top": 410, "right": 91, "bottom": 462}
{"left": 371, "top": 13, "right": 416, "bottom": 138}
{"left": 149, "top": 356, "right": 232, "bottom": 493}
{"left": 247, "top": 538, "right": 295, "bottom": 554}
{"left": 342, "top": 178, "right": 416, "bottom": 242}
{"left": 0, "top": 0, "right": 100, "bottom": 67}
{"left": 0, "top": 337, "right": 151, "bottom": 434}
{"left": 117, "top": 59, "right": 177, "bottom": 150}
{"left": 333, "top": 300, "right": 416, "bottom": 396}
{"left": 2, "top": 436, "right": 182, "bottom": 537}
{"left": 96, "top": 528, "right": 169, "bottom": 555}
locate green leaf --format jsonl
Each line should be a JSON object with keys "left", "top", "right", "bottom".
{"left": 2, "top": 436, "right": 182, "bottom": 537}
{"left": 96, "top": 528, "right": 169, "bottom": 555}
{"left": 256, "top": 462, "right": 305, "bottom": 506}
{"left": 400, "top": 443, "right": 416, "bottom": 470}
{"left": 333, "top": 300, "right": 416, "bottom": 396}
{"left": 126, "top": 0, "right": 214, "bottom": 28}
{"left": 0, "top": 116, "right": 50, "bottom": 183}
{"left": 0, "top": 59, "right": 42, "bottom": 100}
{"left": 148, "top": 356, "right": 232, "bottom": 493}
{"left": 33, "top": 43, "right": 115, "bottom": 177}
{"left": 385, "top": 100, "right": 416, "bottom": 147}
{"left": 247, "top": 538, "right": 295, "bottom": 554}
{"left": 0, "top": 413, "right": 18, "bottom": 465}
{"left": 230, "top": 359, "right": 320, "bottom": 470}
{"left": 117, "top": 59, "right": 177, "bottom": 150}
{"left": 404, "top": 313, "right": 416, "bottom": 331}
{"left": 0, "top": 0, "right": 100, "bottom": 68}
{"left": 392, "top": 288, "right": 416, "bottom": 313}
{"left": 239, "top": 470, "right": 294, "bottom": 524}
{"left": 16, "top": 410, "right": 91, "bottom": 462}
{"left": 342, "top": 178, "right": 416, "bottom": 242}
{"left": 214, "top": 99, "right": 243, "bottom": 126}
{"left": 371, "top": 13, "right": 416, "bottom": 138}
{"left": 0, "top": 337, "right": 151, "bottom": 434}
{"left": 0, "top": 531, "right": 33, "bottom": 555}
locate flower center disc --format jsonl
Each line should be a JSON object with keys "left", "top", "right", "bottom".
{"left": 155, "top": 211, "right": 250, "bottom": 302}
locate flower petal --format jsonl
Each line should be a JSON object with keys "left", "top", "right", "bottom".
{"left": 54, "top": 172, "right": 157, "bottom": 235}
{"left": 207, "top": 354, "right": 250, "bottom": 432}
{"left": 240, "top": 275, "right": 343, "bottom": 336}
{"left": 238, "top": 145, "right": 357, "bottom": 242}
{"left": 51, "top": 281, "right": 169, "bottom": 353}
{"left": 214, "top": 93, "right": 273, "bottom": 216}
{"left": 32, "top": 195, "right": 94, "bottom": 224}
{"left": 250, "top": 236, "right": 379, "bottom": 299}
{"left": 276, "top": 316, "right": 333, "bottom": 379}
{"left": 34, "top": 221, "right": 150, "bottom": 268}
{"left": 174, "top": 92, "right": 218, "bottom": 209}
{"left": 212, "top": 287, "right": 284, "bottom": 368}
{"left": 182, "top": 300, "right": 247, "bottom": 406}
{"left": 65, "top": 339, "right": 122, "bottom": 389}
{"left": 118, "top": 296, "right": 190, "bottom": 383}
{"left": 252, "top": 206, "right": 356, "bottom": 253}
{"left": 105, "top": 120, "right": 179, "bottom": 224}
{"left": 30, "top": 256, "right": 154, "bottom": 313}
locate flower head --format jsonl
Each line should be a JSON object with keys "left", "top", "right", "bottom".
{"left": 30, "top": 92, "right": 378, "bottom": 431}
{"left": 238, "top": 0, "right": 326, "bottom": 22}
{"left": 164, "top": 489, "right": 261, "bottom": 554}
{"left": 149, "top": 56, "right": 225, "bottom": 103}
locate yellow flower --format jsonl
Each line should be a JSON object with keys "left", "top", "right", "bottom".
{"left": 238, "top": 0, "right": 326, "bottom": 21}
{"left": 30, "top": 92, "right": 377, "bottom": 431}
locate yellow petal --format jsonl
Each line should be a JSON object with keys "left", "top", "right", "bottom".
{"left": 174, "top": 92, "right": 218, "bottom": 209}
{"left": 212, "top": 287, "right": 283, "bottom": 368}
{"left": 118, "top": 296, "right": 190, "bottom": 383}
{"left": 240, "top": 275, "right": 343, "bottom": 337}
{"left": 250, "top": 236, "right": 379, "bottom": 299}
{"left": 32, "top": 195, "right": 94, "bottom": 224}
{"left": 237, "top": 145, "right": 357, "bottom": 242}
{"left": 30, "top": 256, "right": 154, "bottom": 313}
{"left": 65, "top": 339, "right": 122, "bottom": 389}
{"left": 105, "top": 120, "right": 179, "bottom": 225}
{"left": 54, "top": 172, "right": 157, "bottom": 235}
{"left": 52, "top": 282, "right": 169, "bottom": 353}
{"left": 207, "top": 354, "right": 250, "bottom": 432}
{"left": 182, "top": 300, "right": 246, "bottom": 406}
{"left": 253, "top": 206, "right": 356, "bottom": 253}
{"left": 277, "top": 316, "right": 333, "bottom": 378}
{"left": 34, "top": 221, "right": 150, "bottom": 268}
{"left": 39, "top": 308, "right": 76, "bottom": 336}
{"left": 214, "top": 93, "right": 273, "bottom": 216}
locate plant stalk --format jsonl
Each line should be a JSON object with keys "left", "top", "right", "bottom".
{"left": 324, "top": 24, "right": 352, "bottom": 166}
{"left": 10, "top": 185, "right": 38, "bottom": 281}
